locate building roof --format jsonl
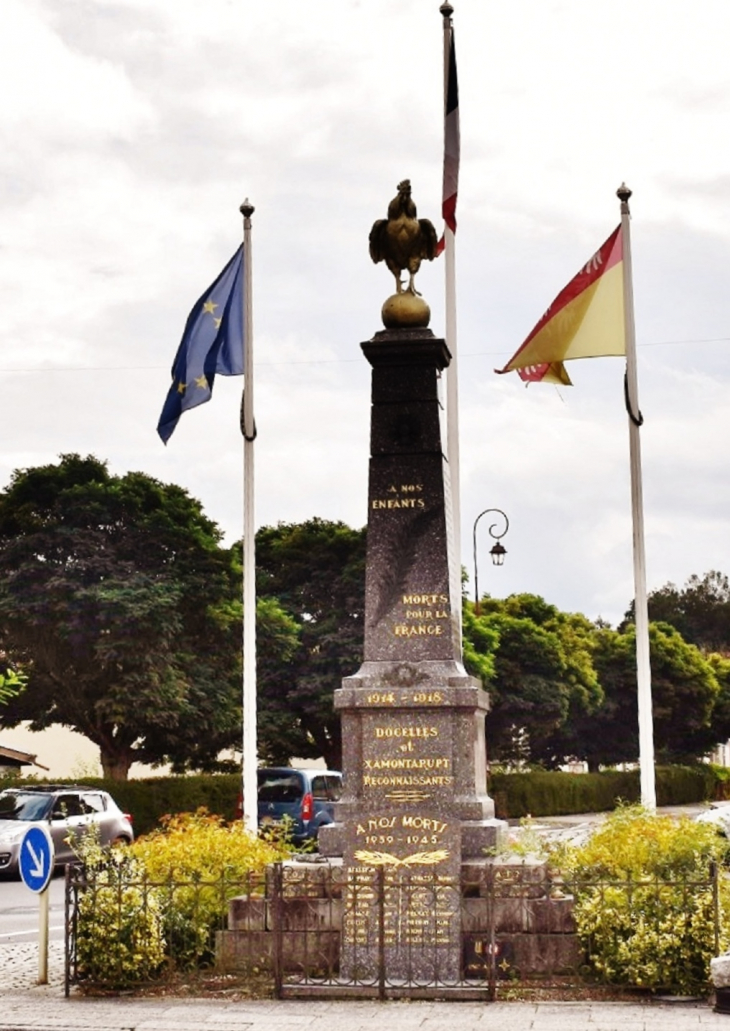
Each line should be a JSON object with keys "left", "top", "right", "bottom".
{"left": 0, "top": 744, "right": 50, "bottom": 770}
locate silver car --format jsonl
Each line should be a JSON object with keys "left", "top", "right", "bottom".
{"left": 0, "top": 785, "right": 134, "bottom": 877}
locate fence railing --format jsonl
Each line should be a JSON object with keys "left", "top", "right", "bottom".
{"left": 64, "top": 857, "right": 723, "bottom": 999}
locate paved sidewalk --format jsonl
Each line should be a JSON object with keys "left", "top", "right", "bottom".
{"left": 1, "top": 993, "right": 728, "bottom": 1031}
{"left": 2, "top": 944, "right": 729, "bottom": 1031}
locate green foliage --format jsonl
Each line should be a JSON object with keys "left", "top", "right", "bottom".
{"left": 649, "top": 622, "right": 720, "bottom": 762}
{"left": 466, "top": 594, "right": 602, "bottom": 765}
{"left": 559, "top": 804, "right": 725, "bottom": 878}
{"left": 491, "top": 768, "right": 638, "bottom": 819}
{"left": 73, "top": 832, "right": 166, "bottom": 987}
{"left": 556, "top": 806, "right": 728, "bottom": 994}
{"left": 708, "top": 654, "right": 730, "bottom": 744}
{"left": 131, "top": 808, "right": 290, "bottom": 880}
{"left": 254, "top": 518, "right": 366, "bottom": 769}
{"left": 637, "top": 570, "right": 730, "bottom": 654}
{"left": 0, "top": 665, "right": 26, "bottom": 706}
{"left": 491, "top": 765, "right": 721, "bottom": 820}
{"left": 0, "top": 454, "right": 244, "bottom": 779}
{"left": 73, "top": 808, "right": 289, "bottom": 985}
{"left": 461, "top": 604, "right": 499, "bottom": 686}
{"left": 130, "top": 809, "right": 290, "bottom": 967}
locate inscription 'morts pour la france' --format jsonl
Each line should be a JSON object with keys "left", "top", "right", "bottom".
{"left": 365, "top": 468, "right": 458, "bottom": 662}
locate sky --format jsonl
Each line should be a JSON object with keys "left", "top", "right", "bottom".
{"left": 2, "top": 0, "right": 730, "bottom": 651}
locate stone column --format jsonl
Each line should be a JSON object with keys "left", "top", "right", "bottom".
{"left": 319, "top": 327, "right": 505, "bottom": 982}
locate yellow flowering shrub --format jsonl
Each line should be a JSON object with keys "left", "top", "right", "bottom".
{"left": 557, "top": 805, "right": 729, "bottom": 994}
{"left": 74, "top": 835, "right": 165, "bottom": 986}
{"left": 130, "top": 809, "right": 291, "bottom": 966}
{"left": 131, "top": 808, "right": 290, "bottom": 880}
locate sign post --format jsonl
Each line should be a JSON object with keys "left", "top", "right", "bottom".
{"left": 19, "top": 825, "right": 54, "bottom": 984}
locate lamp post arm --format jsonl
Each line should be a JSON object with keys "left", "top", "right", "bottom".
{"left": 472, "top": 508, "right": 509, "bottom": 614}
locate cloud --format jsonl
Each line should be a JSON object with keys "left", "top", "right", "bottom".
{"left": 1, "top": 0, "right": 730, "bottom": 638}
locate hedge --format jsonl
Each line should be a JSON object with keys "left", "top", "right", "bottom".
{"left": 10, "top": 773, "right": 241, "bottom": 836}
{"left": 9, "top": 763, "right": 725, "bottom": 834}
{"left": 490, "top": 764, "right": 722, "bottom": 819}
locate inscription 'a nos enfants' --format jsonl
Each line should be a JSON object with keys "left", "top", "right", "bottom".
{"left": 372, "top": 483, "right": 425, "bottom": 510}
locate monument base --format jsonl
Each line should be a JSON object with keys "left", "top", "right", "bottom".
{"left": 319, "top": 659, "right": 507, "bottom": 862}
{"left": 219, "top": 854, "right": 581, "bottom": 992}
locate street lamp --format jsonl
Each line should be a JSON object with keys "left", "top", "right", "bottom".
{"left": 472, "top": 508, "right": 509, "bottom": 615}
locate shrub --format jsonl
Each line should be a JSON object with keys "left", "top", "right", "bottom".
{"left": 490, "top": 764, "right": 721, "bottom": 819}
{"left": 556, "top": 805, "right": 729, "bottom": 994}
{"left": 74, "top": 834, "right": 166, "bottom": 986}
{"left": 130, "top": 809, "right": 290, "bottom": 966}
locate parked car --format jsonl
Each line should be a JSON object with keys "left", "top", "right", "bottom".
{"left": 0, "top": 785, "right": 134, "bottom": 877}
{"left": 256, "top": 767, "right": 342, "bottom": 845}
{"left": 696, "top": 802, "right": 730, "bottom": 836}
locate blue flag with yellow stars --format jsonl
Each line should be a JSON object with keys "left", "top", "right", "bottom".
{"left": 157, "top": 246, "right": 244, "bottom": 443}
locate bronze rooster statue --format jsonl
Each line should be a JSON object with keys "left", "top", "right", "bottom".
{"left": 369, "top": 180, "right": 438, "bottom": 296}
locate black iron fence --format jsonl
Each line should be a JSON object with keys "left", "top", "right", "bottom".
{"left": 64, "top": 857, "right": 723, "bottom": 999}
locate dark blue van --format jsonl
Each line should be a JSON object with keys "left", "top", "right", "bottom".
{"left": 257, "top": 768, "right": 342, "bottom": 844}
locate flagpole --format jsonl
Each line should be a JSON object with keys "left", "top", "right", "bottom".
{"left": 440, "top": 1, "right": 462, "bottom": 648}
{"left": 618, "top": 183, "right": 656, "bottom": 811}
{"left": 240, "top": 199, "right": 258, "bottom": 833}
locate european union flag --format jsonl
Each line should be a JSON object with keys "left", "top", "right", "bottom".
{"left": 157, "top": 246, "right": 244, "bottom": 443}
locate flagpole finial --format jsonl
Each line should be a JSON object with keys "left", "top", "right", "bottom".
{"left": 240, "top": 198, "right": 255, "bottom": 219}
{"left": 617, "top": 183, "right": 632, "bottom": 213}
{"left": 440, "top": 2, "right": 454, "bottom": 18}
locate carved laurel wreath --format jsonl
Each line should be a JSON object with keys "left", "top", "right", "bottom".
{"left": 353, "top": 848, "right": 450, "bottom": 867}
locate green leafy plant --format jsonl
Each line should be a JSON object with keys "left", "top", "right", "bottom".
{"left": 130, "top": 808, "right": 290, "bottom": 966}
{"left": 73, "top": 830, "right": 166, "bottom": 987}
{"left": 557, "top": 805, "right": 729, "bottom": 994}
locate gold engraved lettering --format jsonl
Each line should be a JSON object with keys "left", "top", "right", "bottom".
{"left": 402, "top": 815, "right": 447, "bottom": 834}
{"left": 374, "top": 726, "right": 438, "bottom": 739}
{"left": 373, "top": 486, "right": 424, "bottom": 511}
{"left": 394, "top": 624, "right": 444, "bottom": 637}
{"left": 401, "top": 593, "right": 449, "bottom": 606}
{"left": 363, "top": 774, "right": 454, "bottom": 786}
{"left": 364, "top": 757, "right": 450, "bottom": 770}
{"left": 410, "top": 691, "right": 444, "bottom": 704}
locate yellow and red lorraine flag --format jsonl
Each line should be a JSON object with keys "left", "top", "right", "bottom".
{"left": 496, "top": 226, "right": 625, "bottom": 385}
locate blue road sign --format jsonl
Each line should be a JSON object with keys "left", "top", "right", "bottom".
{"left": 19, "top": 826, "right": 54, "bottom": 893}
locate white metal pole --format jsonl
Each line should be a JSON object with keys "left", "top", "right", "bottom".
{"left": 441, "top": 3, "right": 463, "bottom": 650}
{"left": 618, "top": 183, "right": 656, "bottom": 811}
{"left": 38, "top": 885, "right": 49, "bottom": 984}
{"left": 240, "top": 199, "right": 258, "bottom": 834}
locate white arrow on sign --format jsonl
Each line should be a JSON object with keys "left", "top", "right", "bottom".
{"left": 25, "top": 838, "right": 45, "bottom": 879}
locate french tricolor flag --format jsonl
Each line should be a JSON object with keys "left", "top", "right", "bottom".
{"left": 437, "top": 28, "right": 459, "bottom": 255}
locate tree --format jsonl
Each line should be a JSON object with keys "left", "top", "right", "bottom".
{"left": 648, "top": 622, "right": 720, "bottom": 762}
{"left": 708, "top": 653, "right": 730, "bottom": 744}
{"left": 559, "top": 622, "right": 720, "bottom": 769}
{"left": 464, "top": 594, "right": 602, "bottom": 766}
{"left": 576, "top": 626, "right": 640, "bottom": 771}
{"left": 626, "top": 570, "right": 730, "bottom": 654}
{"left": 254, "top": 518, "right": 366, "bottom": 769}
{"left": 0, "top": 662, "right": 26, "bottom": 706}
{"left": 0, "top": 454, "right": 244, "bottom": 779}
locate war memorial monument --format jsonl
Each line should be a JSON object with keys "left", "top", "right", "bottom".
{"left": 317, "top": 180, "right": 507, "bottom": 981}
{"left": 222, "top": 182, "right": 580, "bottom": 993}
